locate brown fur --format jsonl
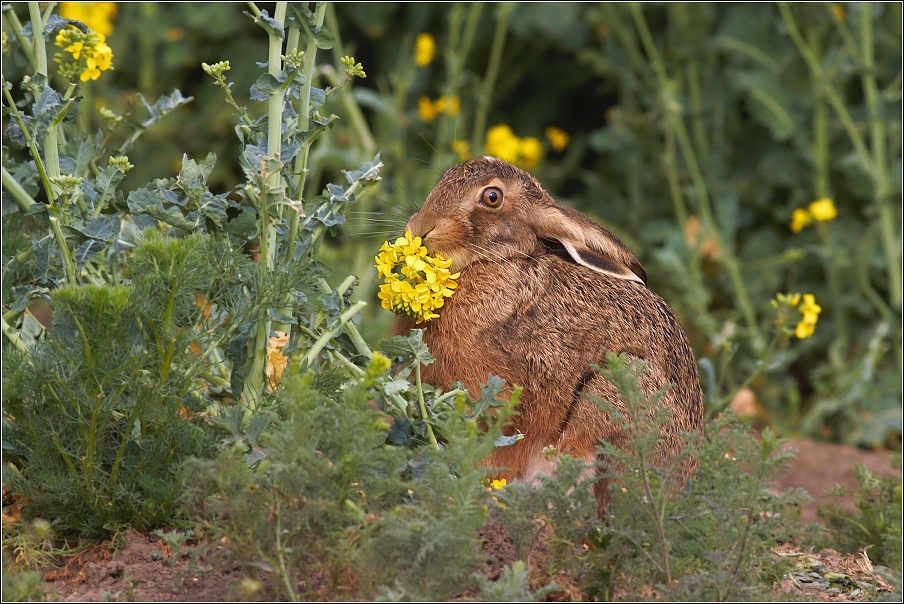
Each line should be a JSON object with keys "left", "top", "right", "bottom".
{"left": 395, "top": 157, "right": 703, "bottom": 505}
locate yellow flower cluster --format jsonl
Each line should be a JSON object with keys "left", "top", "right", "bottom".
{"left": 772, "top": 293, "right": 822, "bottom": 339}
{"left": 795, "top": 294, "right": 822, "bottom": 339}
{"left": 544, "top": 126, "right": 570, "bottom": 152}
{"left": 418, "top": 95, "right": 459, "bottom": 122}
{"left": 414, "top": 33, "right": 436, "bottom": 67}
{"left": 59, "top": 2, "right": 117, "bottom": 37}
{"left": 451, "top": 140, "right": 471, "bottom": 161}
{"left": 490, "top": 478, "right": 507, "bottom": 491}
{"left": 485, "top": 125, "right": 543, "bottom": 169}
{"left": 790, "top": 198, "right": 837, "bottom": 232}
{"left": 375, "top": 231, "right": 459, "bottom": 324}
{"left": 54, "top": 26, "right": 114, "bottom": 82}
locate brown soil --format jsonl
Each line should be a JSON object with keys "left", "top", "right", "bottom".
{"left": 779, "top": 438, "right": 900, "bottom": 522}
{"left": 17, "top": 438, "right": 900, "bottom": 602}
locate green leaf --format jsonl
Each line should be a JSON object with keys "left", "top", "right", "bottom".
{"left": 94, "top": 166, "right": 124, "bottom": 209}
{"left": 730, "top": 70, "right": 798, "bottom": 141}
{"left": 472, "top": 375, "right": 508, "bottom": 416}
{"left": 178, "top": 152, "right": 217, "bottom": 183}
{"left": 244, "top": 9, "right": 284, "bottom": 39}
{"left": 383, "top": 379, "right": 411, "bottom": 397}
{"left": 379, "top": 329, "right": 435, "bottom": 366}
{"left": 138, "top": 90, "right": 194, "bottom": 130}
{"left": 224, "top": 210, "right": 259, "bottom": 240}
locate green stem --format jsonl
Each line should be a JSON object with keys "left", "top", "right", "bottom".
{"left": 287, "top": 1, "right": 327, "bottom": 263}
{"left": 316, "top": 277, "right": 372, "bottom": 358}
{"left": 416, "top": 362, "right": 438, "bottom": 448}
{"left": 3, "top": 45, "right": 55, "bottom": 204}
{"left": 273, "top": 497, "right": 299, "bottom": 602}
{"left": 471, "top": 2, "right": 513, "bottom": 156}
{"left": 631, "top": 3, "right": 762, "bottom": 347}
{"left": 809, "top": 28, "right": 849, "bottom": 349}
{"left": 710, "top": 331, "right": 784, "bottom": 417}
{"left": 29, "top": 2, "right": 61, "bottom": 200}
{"left": 1, "top": 166, "right": 36, "bottom": 212}
{"left": 329, "top": 349, "right": 366, "bottom": 376}
{"left": 777, "top": 3, "right": 874, "bottom": 176}
{"left": 3, "top": 10, "right": 36, "bottom": 69}
{"left": 244, "top": 3, "right": 287, "bottom": 409}
{"left": 860, "top": 3, "right": 901, "bottom": 310}
{"left": 1, "top": 316, "right": 29, "bottom": 354}
{"left": 325, "top": 3, "right": 377, "bottom": 158}
{"left": 302, "top": 300, "right": 367, "bottom": 367}
{"left": 49, "top": 215, "right": 78, "bottom": 284}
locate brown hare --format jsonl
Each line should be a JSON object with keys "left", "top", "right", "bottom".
{"left": 394, "top": 157, "right": 703, "bottom": 505}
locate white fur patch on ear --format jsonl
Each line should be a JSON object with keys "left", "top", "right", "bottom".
{"left": 560, "top": 240, "right": 645, "bottom": 284}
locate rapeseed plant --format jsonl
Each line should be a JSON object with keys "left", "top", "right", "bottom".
{"left": 54, "top": 26, "right": 114, "bottom": 82}
{"left": 414, "top": 32, "right": 436, "bottom": 66}
{"left": 485, "top": 124, "right": 543, "bottom": 169}
{"left": 790, "top": 198, "right": 837, "bottom": 232}
{"left": 58, "top": 2, "right": 117, "bottom": 36}
{"left": 544, "top": 126, "right": 570, "bottom": 151}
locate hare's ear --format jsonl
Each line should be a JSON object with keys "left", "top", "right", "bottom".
{"left": 531, "top": 206, "right": 647, "bottom": 285}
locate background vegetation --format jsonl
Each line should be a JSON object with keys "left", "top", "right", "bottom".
{"left": 1, "top": 1, "right": 901, "bottom": 601}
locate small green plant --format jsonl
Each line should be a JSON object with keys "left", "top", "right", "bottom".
{"left": 1, "top": 551, "right": 45, "bottom": 602}
{"left": 184, "top": 343, "right": 518, "bottom": 601}
{"left": 818, "top": 454, "right": 903, "bottom": 570}
{"left": 473, "top": 560, "right": 561, "bottom": 602}
{"left": 150, "top": 529, "right": 192, "bottom": 590}
{"left": 590, "top": 353, "right": 804, "bottom": 600}
{"left": 489, "top": 353, "right": 807, "bottom": 600}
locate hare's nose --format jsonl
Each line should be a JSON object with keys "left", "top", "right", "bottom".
{"left": 405, "top": 214, "right": 435, "bottom": 239}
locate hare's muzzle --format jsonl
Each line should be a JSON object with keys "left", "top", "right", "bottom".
{"left": 405, "top": 214, "right": 435, "bottom": 242}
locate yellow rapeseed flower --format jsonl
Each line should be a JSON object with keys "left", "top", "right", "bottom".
{"left": 55, "top": 27, "right": 114, "bottom": 82}
{"left": 490, "top": 479, "right": 507, "bottom": 491}
{"left": 519, "top": 137, "right": 542, "bottom": 169}
{"left": 451, "top": 140, "right": 471, "bottom": 161}
{"left": 59, "top": 2, "right": 118, "bottom": 37}
{"left": 414, "top": 33, "right": 436, "bottom": 67}
{"left": 485, "top": 124, "right": 521, "bottom": 162}
{"left": 80, "top": 61, "right": 101, "bottom": 81}
{"left": 485, "top": 125, "right": 546, "bottom": 169}
{"left": 65, "top": 41, "right": 84, "bottom": 59}
{"left": 790, "top": 208, "right": 813, "bottom": 233}
{"left": 375, "top": 231, "right": 459, "bottom": 324}
{"left": 418, "top": 96, "right": 439, "bottom": 122}
{"left": 418, "top": 96, "right": 459, "bottom": 122}
{"left": 808, "top": 198, "right": 837, "bottom": 222}
{"left": 795, "top": 293, "right": 821, "bottom": 339}
{"left": 545, "top": 126, "right": 570, "bottom": 151}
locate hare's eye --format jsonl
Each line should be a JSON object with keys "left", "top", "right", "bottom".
{"left": 480, "top": 187, "right": 504, "bottom": 208}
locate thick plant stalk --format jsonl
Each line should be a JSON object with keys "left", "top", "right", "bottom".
{"left": 301, "top": 301, "right": 367, "bottom": 367}
{"left": 3, "top": 10, "right": 36, "bottom": 68}
{"left": 1, "top": 166, "right": 36, "bottom": 212}
{"left": 2, "top": 316, "right": 29, "bottom": 353}
{"left": 244, "top": 2, "right": 288, "bottom": 409}
{"left": 29, "top": 2, "right": 61, "bottom": 200}
{"left": 287, "top": 1, "right": 328, "bottom": 263}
